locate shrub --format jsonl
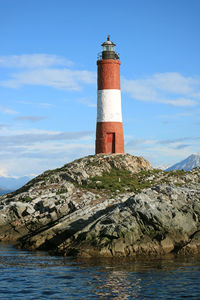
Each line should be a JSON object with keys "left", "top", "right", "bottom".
{"left": 56, "top": 189, "right": 68, "bottom": 195}
{"left": 82, "top": 168, "right": 153, "bottom": 193}
{"left": 23, "top": 196, "right": 32, "bottom": 203}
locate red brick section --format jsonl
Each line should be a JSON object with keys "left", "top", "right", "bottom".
{"left": 96, "top": 122, "right": 124, "bottom": 154}
{"left": 97, "top": 59, "right": 120, "bottom": 90}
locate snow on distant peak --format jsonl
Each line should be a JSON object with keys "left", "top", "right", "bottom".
{"left": 166, "top": 153, "right": 200, "bottom": 171}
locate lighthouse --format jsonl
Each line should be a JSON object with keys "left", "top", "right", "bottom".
{"left": 95, "top": 35, "right": 124, "bottom": 154}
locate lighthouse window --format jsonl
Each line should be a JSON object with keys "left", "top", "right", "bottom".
{"left": 103, "top": 45, "right": 115, "bottom": 52}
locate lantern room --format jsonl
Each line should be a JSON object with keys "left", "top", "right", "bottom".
{"left": 100, "top": 35, "right": 120, "bottom": 60}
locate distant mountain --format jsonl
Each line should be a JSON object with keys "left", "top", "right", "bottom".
{"left": 0, "top": 176, "right": 31, "bottom": 195}
{"left": 0, "top": 189, "right": 12, "bottom": 196}
{"left": 166, "top": 154, "right": 200, "bottom": 171}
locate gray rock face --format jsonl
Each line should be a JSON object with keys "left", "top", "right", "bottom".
{"left": 0, "top": 154, "right": 200, "bottom": 258}
{"left": 0, "top": 154, "right": 151, "bottom": 242}
{"left": 57, "top": 153, "right": 153, "bottom": 185}
{"left": 42, "top": 184, "right": 200, "bottom": 258}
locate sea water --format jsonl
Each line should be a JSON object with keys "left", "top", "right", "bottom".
{"left": 0, "top": 243, "right": 200, "bottom": 299}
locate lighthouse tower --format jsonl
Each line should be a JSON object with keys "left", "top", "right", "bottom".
{"left": 95, "top": 35, "right": 124, "bottom": 154}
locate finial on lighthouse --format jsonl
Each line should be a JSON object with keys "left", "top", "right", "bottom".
{"left": 95, "top": 37, "right": 124, "bottom": 154}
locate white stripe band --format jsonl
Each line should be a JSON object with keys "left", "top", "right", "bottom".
{"left": 97, "top": 89, "right": 122, "bottom": 122}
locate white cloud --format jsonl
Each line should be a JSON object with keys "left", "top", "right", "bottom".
{"left": 158, "top": 136, "right": 200, "bottom": 145}
{"left": 0, "top": 105, "right": 18, "bottom": 115}
{"left": 77, "top": 98, "right": 96, "bottom": 107}
{"left": 125, "top": 136, "right": 200, "bottom": 167}
{"left": 149, "top": 73, "right": 196, "bottom": 94}
{"left": 39, "top": 102, "right": 53, "bottom": 108}
{"left": 1, "top": 128, "right": 61, "bottom": 136}
{"left": 0, "top": 130, "right": 94, "bottom": 146}
{"left": 14, "top": 116, "right": 48, "bottom": 123}
{"left": 0, "top": 53, "right": 96, "bottom": 91}
{"left": 0, "top": 127, "right": 95, "bottom": 176}
{"left": 192, "top": 92, "right": 200, "bottom": 100}
{"left": 160, "top": 98, "right": 197, "bottom": 107}
{"left": 126, "top": 138, "right": 157, "bottom": 148}
{"left": 1, "top": 68, "right": 96, "bottom": 90}
{"left": 0, "top": 124, "right": 9, "bottom": 129}
{"left": 18, "top": 100, "right": 53, "bottom": 108}
{"left": 0, "top": 168, "right": 8, "bottom": 177}
{"left": 0, "top": 128, "right": 199, "bottom": 177}
{"left": 122, "top": 72, "right": 200, "bottom": 107}
{"left": 158, "top": 112, "right": 193, "bottom": 119}
{"left": 0, "top": 142, "right": 94, "bottom": 177}
{"left": 126, "top": 136, "right": 200, "bottom": 148}
{"left": 0, "top": 54, "right": 72, "bottom": 69}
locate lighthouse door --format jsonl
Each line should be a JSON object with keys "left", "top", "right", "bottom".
{"left": 106, "top": 133, "right": 115, "bottom": 153}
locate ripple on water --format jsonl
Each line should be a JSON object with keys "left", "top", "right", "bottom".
{"left": 0, "top": 244, "right": 200, "bottom": 299}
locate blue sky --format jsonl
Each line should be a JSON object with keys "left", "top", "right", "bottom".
{"left": 0, "top": 0, "right": 200, "bottom": 177}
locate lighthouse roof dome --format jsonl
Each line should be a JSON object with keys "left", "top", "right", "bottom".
{"left": 102, "top": 40, "right": 113, "bottom": 45}
{"left": 101, "top": 40, "right": 116, "bottom": 47}
{"left": 101, "top": 35, "right": 116, "bottom": 47}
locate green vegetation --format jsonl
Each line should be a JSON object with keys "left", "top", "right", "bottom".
{"left": 87, "top": 161, "right": 99, "bottom": 167}
{"left": 174, "top": 182, "right": 185, "bottom": 187}
{"left": 82, "top": 168, "right": 158, "bottom": 193}
{"left": 166, "top": 169, "right": 186, "bottom": 177}
{"left": 80, "top": 167, "right": 189, "bottom": 194}
{"left": 56, "top": 188, "right": 68, "bottom": 195}
{"left": 19, "top": 196, "right": 32, "bottom": 203}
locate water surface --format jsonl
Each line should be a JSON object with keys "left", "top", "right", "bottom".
{"left": 0, "top": 243, "right": 200, "bottom": 299}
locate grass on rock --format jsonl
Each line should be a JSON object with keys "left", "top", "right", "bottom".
{"left": 82, "top": 168, "right": 157, "bottom": 193}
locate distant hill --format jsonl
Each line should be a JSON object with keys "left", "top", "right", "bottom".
{"left": 166, "top": 154, "right": 200, "bottom": 171}
{"left": 0, "top": 176, "right": 31, "bottom": 195}
{"left": 0, "top": 189, "right": 12, "bottom": 196}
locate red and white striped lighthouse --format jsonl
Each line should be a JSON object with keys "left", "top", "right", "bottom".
{"left": 95, "top": 35, "right": 124, "bottom": 154}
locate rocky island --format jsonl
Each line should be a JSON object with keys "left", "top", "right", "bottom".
{"left": 0, "top": 154, "right": 200, "bottom": 258}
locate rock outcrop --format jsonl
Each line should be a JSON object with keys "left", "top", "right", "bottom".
{"left": 0, "top": 154, "right": 200, "bottom": 258}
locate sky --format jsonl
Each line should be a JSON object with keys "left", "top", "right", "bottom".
{"left": 0, "top": 0, "right": 200, "bottom": 177}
